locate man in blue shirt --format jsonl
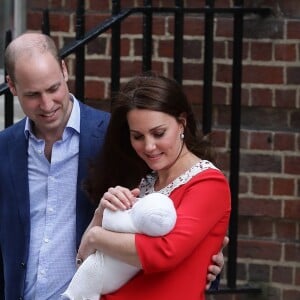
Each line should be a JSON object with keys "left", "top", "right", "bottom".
{"left": 0, "top": 32, "right": 225, "bottom": 299}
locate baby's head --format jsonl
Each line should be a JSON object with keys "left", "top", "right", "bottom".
{"left": 132, "top": 193, "right": 177, "bottom": 236}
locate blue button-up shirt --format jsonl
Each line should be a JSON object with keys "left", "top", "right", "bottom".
{"left": 24, "top": 96, "right": 80, "bottom": 299}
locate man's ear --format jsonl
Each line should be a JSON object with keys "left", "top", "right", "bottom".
{"left": 6, "top": 75, "right": 17, "bottom": 96}
{"left": 61, "top": 60, "right": 69, "bottom": 82}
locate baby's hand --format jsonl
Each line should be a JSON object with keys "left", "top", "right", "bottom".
{"left": 100, "top": 186, "right": 140, "bottom": 211}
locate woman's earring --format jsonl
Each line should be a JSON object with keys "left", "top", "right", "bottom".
{"left": 180, "top": 133, "right": 185, "bottom": 140}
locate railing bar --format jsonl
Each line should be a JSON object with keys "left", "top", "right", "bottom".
{"left": 59, "top": 8, "right": 132, "bottom": 58}
{"left": 227, "top": 0, "right": 245, "bottom": 289}
{"left": 173, "top": 0, "right": 184, "bottom": 84}
{"left": 75, "top": 0, "right": 85, "bottom": 102}
{"left": 142, "top": 0, "right": 153, "bottom": 72}
{"left": 202, "top": 0, "right": 215, "bottom": 135}
{"left": 41, "top": 9, "right": 50, "bottom": 36}
{"left": 4, "top": 30, "right": 13, "bottom": 128}
{"left": 110, "top": 0, "right": 121, "bottom": 97}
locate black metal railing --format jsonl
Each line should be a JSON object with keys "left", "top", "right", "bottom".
{"left": 0, "top": 0, "right": 272, "bottom": 294}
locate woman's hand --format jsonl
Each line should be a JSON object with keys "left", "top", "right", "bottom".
{"left": 205, "top": 236, "right": 229, "bottom": 290}
{"left": 99, "top": 186, "right": 140, "bottom": 212}
{"left": 76, "top": 186, "right": 140, "bottom": 267}
{"left": 76, "top": 226, "right": 103, "bottom": 266}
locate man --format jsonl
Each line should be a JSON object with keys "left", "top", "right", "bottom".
{"left": 0, "top": 32, "right": 225, "bottom": 299}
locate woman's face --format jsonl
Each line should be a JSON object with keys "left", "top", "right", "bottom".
{"left": 127, "top": 108, "right": 185, "bottom": 171}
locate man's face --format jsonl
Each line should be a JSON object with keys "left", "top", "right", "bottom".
{"left": 7, "top": 52, "right": 72, "bottom": 139}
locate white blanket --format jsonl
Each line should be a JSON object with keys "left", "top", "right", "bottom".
{"left": 62, "top": 192, "right": 177, "bottom": 300}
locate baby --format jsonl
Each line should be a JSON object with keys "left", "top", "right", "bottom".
{"left": 62, "top": 192, "right": 177, "bottom": 300}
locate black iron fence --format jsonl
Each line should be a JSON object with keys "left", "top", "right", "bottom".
{"left": 0, "top": 0, "right": 271, "bottom": 294}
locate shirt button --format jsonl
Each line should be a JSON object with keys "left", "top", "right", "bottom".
{"left": 20, "top": 262, "right": 26, "bottom": 268}
{"left": 44, "top": 238, "right": 49, "bottom": 243}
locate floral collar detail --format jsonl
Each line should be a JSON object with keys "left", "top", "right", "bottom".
{"left": 139, "top": 160, "right": 218, "bottom": 197}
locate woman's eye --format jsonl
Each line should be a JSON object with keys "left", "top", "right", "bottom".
{"left": 132, "top": 135, "right": 143, "bottom": 140}
{"left": 154, "top": 131, "right": 165, "bottom": 138}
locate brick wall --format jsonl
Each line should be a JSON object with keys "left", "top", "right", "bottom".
{"left": 26, "top": 1, "right": 300, "bottom": 299}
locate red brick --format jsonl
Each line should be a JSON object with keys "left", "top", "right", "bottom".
{"left": 216, "top": 19, "right": 233, "bottom": 38}
{"left": 296, "top": 267, "right": 300, "bottom": 285}
{"left": 239, "top": 175, "right": 249, "bottom": 194}
{"left": 84, "top": 80, "right": 106, "bottom": 100}
{"left": 239, "top": 198, "right": 282, "bottom": 218}
{"left": 211, "top": 130, "right": 227, "bottom": 148}
{"left": 274, "top": 132, "right": 296, "bottom": 151}
{"left": 89, "top": 0, "right": 111, "bottom": 11}
{"left": 85, "top": 59, "right": 111, "bottom": 77}
{"left": 251, "top": 176, "right": 271, "bottom": 196}
{"left": 240, "top": 153, "right": 281, "bottom": 173}
{"left": 183, "top": 40, "right": 203, "bottom": 59}
{"left": 275, "top": 43, "right": 297, "bottom": 61}
{"left": 272, "top": 265, "right": 293, "bottom": 284}
{"left": 273, "top": 178, "right": 295, "bottom": 196}
{"left": 243, "top": 65, "right": 284, "bottom": 84}
{"left": 158, "top": 40, "right": 174, "bottom": 58}
{"left": 251, "top": 42, "right": 273, "bottom": 61}
{"left": 276, "top": 220, "right": 297, "bottom": 240}
{"left": 86, "top": 37, "right": 108, "bottom": 55}
{"left": 285, "top": 243, "right": 300, "bottom": 261}
{"left": 287, "top": 66, "right": 300, "bottom": 84}
{"left": 284, "top": 200, "right": 300, "bottom": 220}
{"left": 249, "top": 131, "right": 272, "bottom": 150}
{"left": 50, "top": 13, "right": 72, "bottom": 32}
{"left": 27, "top": 12, "right": 44, "bottom": 30}
{"left": 249, "top": 263, "right": 270, "bottom": 282}
{"left": 275, "top": 89, "right": 297, "bottom": 108}
{"left": 183, "top": 63, "right": 203, "bottom": 80}
{"left": 85, "top": 14, "right": 111, "bottom": 31}
{"left": 213, "top": 86, "right": 228, "bottom": 105}
{"left": 251, "top": 88, "right": 273, "bottom": 107}
{"left": 216, "top": 64, "right": 232, "bottom": 83}
{"left": 287, "top": 20, "right": 300, "bottom": 39}
{"left": 183, "top": 85, "right": 203, "bottom": 104}
{"left": 214, "top": 40, "right": 227, "bottom": 59}
{"left": 120, "top": 60, "right": 143, "bottom": 77}
{"left": 238, "top": 240, "right": 281, "bottom": 260}
{"left": 238, "top": 216, "right": 250, "bottom": 236}
{"left": 284, "top": 156, "right": 300, "bottom": 174}
{"left": 183, "top": 17, "right": 205, "bottom": 36}
{"left": 252, "top": 218, "right": 273, "bottom": 238}
{"left": 283, "top": 290, "right": 300, "bottom": 300}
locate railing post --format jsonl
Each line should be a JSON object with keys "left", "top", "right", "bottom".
{"left": 202, "top": 0, "right": 215, "bottom": 135}
{"left": 173, "top": 0, "right": 184, "bottom": 84}
{"left": 227, "top": 0, "right": 244, "bottom": 290}
{"left": 75, "top": 0, "right": 85, "bottom": 102}
{"left": 111, "top": 0, "right": 121, "bottom": 98}
{"left": 41, "top": 9, "right": 50, "bottom": 36}
{"left": 4, "top": 30, "right": 13, "bottom": 128}
{"left": 142, "top": 0, "right": 153, "bottom": 72}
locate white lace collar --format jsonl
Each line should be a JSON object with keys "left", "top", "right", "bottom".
{"left": 139, "top": 160, "right": 218, "bottom": 197}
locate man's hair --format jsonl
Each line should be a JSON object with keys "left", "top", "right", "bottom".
{"left": 4, "top": 33, "right": 61, "bottom": 83}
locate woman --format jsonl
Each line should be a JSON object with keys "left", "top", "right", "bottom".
{"left": 78, "top": 73, "right": 231, "bottom": 300}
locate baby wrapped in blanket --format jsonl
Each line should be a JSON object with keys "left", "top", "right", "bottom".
{"left": 62, "top": 192, "right": 177, "bottom": 300}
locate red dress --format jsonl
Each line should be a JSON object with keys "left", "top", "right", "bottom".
{"left": 101, "top": 161, "right": 231, "bottom": 300}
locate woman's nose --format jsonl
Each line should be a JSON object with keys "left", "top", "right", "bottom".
{"left": 144, "top": 138, "right": 156, "bottom": 152}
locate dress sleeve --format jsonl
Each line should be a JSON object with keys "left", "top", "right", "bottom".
{"left": 135, "top": 169, "right": 231, "bottom": 273}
